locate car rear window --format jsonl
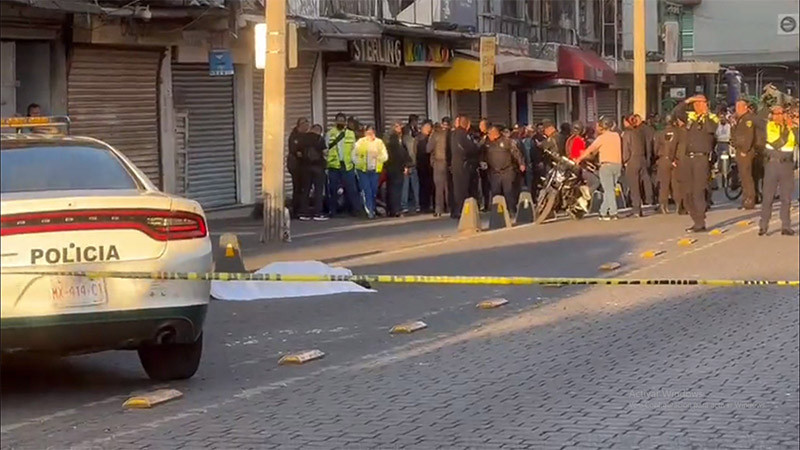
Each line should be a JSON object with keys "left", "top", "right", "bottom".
{"left": 1, "top": 145, "right": 139, "bottom": 193}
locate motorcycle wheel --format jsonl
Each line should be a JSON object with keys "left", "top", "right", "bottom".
{"left": 724, "top": 166, "right": 742, "bottom": 201}
{"left": 535, "top": 190, "right": 558, "bottom": 225}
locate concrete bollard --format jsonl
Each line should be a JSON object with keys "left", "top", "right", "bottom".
{"left": 457, "top": 197, "right": 481, "bottom": 234}
{"left": 489, "top": 195, "right": 512, "bottom": 230}
{"left": 516, "top": 191, "right": 535, "bottom": 224}
{"left": 215, "top": 233, "right": 246, "bottom": 273}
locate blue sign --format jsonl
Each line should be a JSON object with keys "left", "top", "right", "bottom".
{"left": 209, "top": 49, "right": 234, "bottom": 76}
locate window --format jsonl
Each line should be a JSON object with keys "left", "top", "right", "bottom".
{"left": 501, "top": 0, "right": 522, "bottom": 18}
{"left": 0, "top": 145, "right": 139, "bottom": 193}
{"left": 527, "top": 0, "right": 541, "bottom": 23}
{"left": 680, "top": 10, "right": 694, "bottom": 57}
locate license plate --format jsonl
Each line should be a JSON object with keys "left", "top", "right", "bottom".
{"left": 50, "top": 277, "right": 108, "bottom": 308}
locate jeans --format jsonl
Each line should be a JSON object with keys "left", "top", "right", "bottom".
{"left": 599, "top": 163, "right": 622, "bottom": 217}
{"left": 327, "top": 167, "right": 362, "bottom": 216}
{"left": 401, "top": 167, "right": 420, "bottom": 211}
{"left": 358, "top": 170, "right": 380, "bottom": 218}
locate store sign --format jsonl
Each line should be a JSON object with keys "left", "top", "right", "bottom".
{"left": 778, "top": 14, "right": 799, "bottom": 35}
{"left": 479, "top": 36, "right": 496, "bottom": 92}
{"left": 669, "top": 87, "right": 687, "bottom": 99}
{"left": 403, "top": 39, "right": 453, "bottom": 67}
{"left": 350, "top": 37, "right": 403, "bottom": 66}
{"left": 209, "top": 49, "right": 234, "bottom": 76}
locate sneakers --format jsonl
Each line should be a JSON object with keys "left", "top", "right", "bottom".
{"left": 599, "top": 215, "right": 611, "bottom": 221}
{"left": 781, "top": 229, "right": 795, "bottom": 236}
{"left": 299, "top": 216, "right": 312, "bottom": 221}
{"left": 313, "top": 215, "right": 329, "bottom": 221}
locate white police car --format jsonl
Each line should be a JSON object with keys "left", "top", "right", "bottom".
{"left": 0, "top": 117, "right": 212, "bottom": 381}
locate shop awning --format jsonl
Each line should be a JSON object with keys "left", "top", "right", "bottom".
{"left": 434, "top": 57, "right": 480, "bottom": 91}
{"left": 557, "top": 46, "right": 616, "bottom": 85}
{"left": 456, "top": 50, "right": 557, "bottom": 75}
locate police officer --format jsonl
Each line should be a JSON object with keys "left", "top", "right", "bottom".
{"left": 622, "top": 115, "right": 652, "bottom": 217}
{"left": 730, "top": 99, "right": 758, "bottom": 209}
{"left": 758, "top": 106, "right": 797, "bottom": 236}
{"left": 655, "top": 114, "right": 681, "bottom": 214}
{"left": 672, "top": 95, "right": 719, "bottom": 232}
{"left": 426, "top": 117, "right": 452, "bottom": 217}
{"left": 672, "top": 117, "right": 688, "bottom": 215}
{"left": 484, "top": 124, "right": 526, "bottom": 213}
{"left": 450, "top": 114, "right": 481, "bottom": 218}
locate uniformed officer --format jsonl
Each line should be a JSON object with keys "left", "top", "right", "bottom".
{"left": 622, "top": 115, "right": 653, "bottom": 217}
{"left": 758, "top": 106, "right": 797, "bottom": 236}
{"left": 654, "top": 114, "right": 681, "bottom": 214}
{"left": 671, "top": 117, "right": 688, "bottom": 215}
{"left": 730, "top": 99, "right": 758, "bottom": 209}
{"left": 672, "top": 95, "right": 719, "bottom": 232}
{"left": 484, "top": 124, "right": 526, "bottom": 213}
{"left": 450, "top": 114, "right": 481, "bottom": 218}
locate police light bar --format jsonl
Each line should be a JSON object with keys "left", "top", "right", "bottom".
{"left": 0, "top": 116, "right": 71, "bottom": 129}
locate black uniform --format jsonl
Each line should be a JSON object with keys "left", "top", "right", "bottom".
{"left": 622, "top": 126, "right": 653, "bottom": 215}
{"left": 655, "top": 126, "right": 681, "bottom": 212}
{"left": 672, "top": 126, "right": 688, "bottom": 214}
{"left": 759, "top": 121, "right": 796, "bottom": 233}
{"left": 385, "top": 132, "right": 411, "bottom": 216}
{"left": 296, "top": 131, "right": 327, "bottom": 217}
{"left": 415, "top": 133, "right": 433, "bottom": 212}
{"left": 484, "top": 136, "right": 525, "bottom": 213}
{"left": 450, "top": 128, "right": 481, "bottom": 217}
{"left": 477, "top": 133, "right": 492, "bottom": 210}
{"left": 672, "top": 102, "right": 719, "bottom": 229}
{"left": 730, "top": 111, "right": 758, "bottom": 209}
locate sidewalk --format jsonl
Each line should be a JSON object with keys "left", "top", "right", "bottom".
{"left": 207, "top": 213, "right": 479, "bottom": 270}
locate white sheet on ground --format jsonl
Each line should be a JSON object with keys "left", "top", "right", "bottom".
{"left": 211, "top": 261, "right": 375, "bottom": 301}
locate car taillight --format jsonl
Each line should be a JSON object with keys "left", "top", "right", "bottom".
{"left": 0, "top": 209, "right": 207, "bottom": 241}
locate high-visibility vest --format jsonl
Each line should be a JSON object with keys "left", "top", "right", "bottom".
{"left": 766, "top": 121, "right": 797, "bottom": 152}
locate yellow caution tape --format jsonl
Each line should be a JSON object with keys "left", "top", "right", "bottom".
{"left": 2, "top": 270, "right": 798, "bottom": 287}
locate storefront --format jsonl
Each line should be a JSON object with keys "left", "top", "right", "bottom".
{"left": 1, "top": 6, "right": 68, "bottom": 119}
{"left": 254, "top": 52, "right": 317, "bottom": 196}
{"left": 596, "top": 88, "right": 619, "bottom": 123}
{"left": 68, "top": 46, "right": 162, "bottom": 186}
{"left": 172, "top": 62, "right": 237, "bottom": 209}
{"left": 325, "top": 61, "right": 376, "bottom": 129}
{"left": 486, "top": 82, "right": 511, "bottom": 127}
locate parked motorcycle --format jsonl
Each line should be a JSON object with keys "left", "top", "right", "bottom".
{"left": 535, "top": 149, "right": 598, "bottom": 224}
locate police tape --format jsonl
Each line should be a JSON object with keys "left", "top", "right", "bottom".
{"left": 1, "top": 270, "right": 798, "bottom": 288}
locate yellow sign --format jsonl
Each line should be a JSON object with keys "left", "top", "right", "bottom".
{"left": 479, "top": 36, "right": 496, "bottom": 92}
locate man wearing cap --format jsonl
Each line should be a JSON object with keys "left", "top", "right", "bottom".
{"left": 730, "top": 99, "right": 759, "bottom": 209}
{"left": 758, "top": 106, "right": 797, "bottom": 236}
{"left": 672, "top": 95, "right": 719, "bottom": 232}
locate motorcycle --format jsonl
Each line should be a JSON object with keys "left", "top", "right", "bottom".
{"left": 535, "top": 149, "right": 598, "bottom": 224}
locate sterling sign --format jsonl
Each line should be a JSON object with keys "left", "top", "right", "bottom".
{"left": 350, "top": 37, "right": 403, "bottom": 66}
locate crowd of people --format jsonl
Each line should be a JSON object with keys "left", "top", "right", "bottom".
{"left": 286, "top": 99, "right": 798, "bottom": 235}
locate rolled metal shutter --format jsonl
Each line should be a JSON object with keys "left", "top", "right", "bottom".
{"left": 172, "top": 64, "right": 237, "bottom": 209}
{"left": 531, "top": 102, "right": 557, "bottom": 124}
{"left": 455, "top": 91, "right": 480, "bottom": 122}
{"left": 486, "top": 85, "right": 511, "bottom": 127}
{"left": 619, "top": 89, "right": 631, "bottom": 120}
{"left": 596, "top": 89, "right": 617, "bottom": 123}
{"left": 383, "top": 67, "right": 428, "bottom": 131}
{"left": 254, "top": 53, "right": 315, "bottom": 196}
{"left": 326, "top": 63, "right": 375, "bottom": 129}
{"left": 68, "top": 46, "right": 161, "bottom": 185}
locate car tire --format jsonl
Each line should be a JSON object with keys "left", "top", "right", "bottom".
{"left": 138, "top": 332, "right": 203, "bottom": 381}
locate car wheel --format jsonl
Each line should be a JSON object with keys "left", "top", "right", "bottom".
{"left": 138, "top": 332, "right": 203, "bottom": 381}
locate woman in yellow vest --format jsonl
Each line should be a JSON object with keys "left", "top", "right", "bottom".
{"left": 759, "top": 106, "right": 797, "bottom": 236}
{"left": 352, "top": 125, "right": 388, "bottom": 219}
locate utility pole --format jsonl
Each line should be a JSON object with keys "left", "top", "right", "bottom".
{"left": 261, "top": 0, "right": 287, "bottom": 243}
{"left": 633, "top": 0, "right": 646, "bottom": 117}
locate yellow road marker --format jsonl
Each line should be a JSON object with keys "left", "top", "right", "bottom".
{"left": 641, "top": 250, "right": 665, "bottom": 259}
{"left": 123, "top": 389, "right": 182, "bottom": 409}
{"left": 477, "top": 298, "right": 509, "bottom": 309}
{"left": 225, "top": 244, "right": 235, "bottom": 258}
{"left": 677, "top": 238, "right": 697, "bottom": 247}
{"left": 390, "top": 320, "right": 428, "bottom": 334}
{"left": 709, "top": 228, "right": 728, "bottom": 236}
{"left": 737, "top": 220, "right": 753, "bottom": 228}
{"left": 278, "top": 349, "right": 325, "bottom": 365}
{"left": 598, "top": 262, "right": 622, "bottom": 271}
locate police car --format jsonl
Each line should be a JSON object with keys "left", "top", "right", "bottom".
{"left": 0, "top": 117, "right": 212, "bottom": 381}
